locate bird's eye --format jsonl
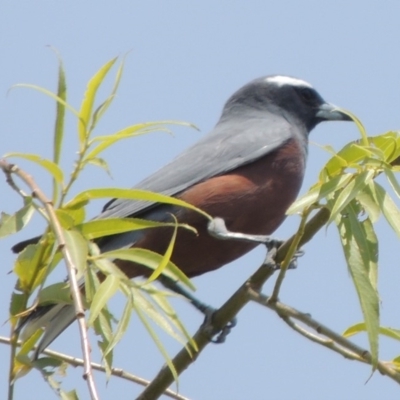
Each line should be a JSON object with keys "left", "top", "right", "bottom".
{"left": 299, "top": 88, "right": 317, "bottom": 103}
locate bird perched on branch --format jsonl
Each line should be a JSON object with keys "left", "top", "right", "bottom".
{"left": 15, "top": 75, "right": 351, "bottom": 356}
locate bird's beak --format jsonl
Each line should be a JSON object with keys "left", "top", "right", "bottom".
{"left": 316, "top": 103, "right": 352, "bottom": 121}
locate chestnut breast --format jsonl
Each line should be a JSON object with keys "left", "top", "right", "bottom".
{"left": 116, "top": 137, "right": 306, "bottom": 278}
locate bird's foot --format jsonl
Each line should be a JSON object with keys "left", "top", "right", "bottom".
{"left": 264, "top": 238, "right": 304, "bottom": 270}
{"left": 200, "top": 306, "right": 237, "bottom": 344}
{"left": 158, "top": 276, "right": 237, "bottom": 343}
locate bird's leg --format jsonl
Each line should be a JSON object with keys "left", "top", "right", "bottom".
{"left": 158, "top": 275, "right": 236, "bottom": 343}
{"left": 207, "top": 217, "right": 304, "bottom": 269}
{"left": 207, "top": 217, "right": 275, "bottom": 246}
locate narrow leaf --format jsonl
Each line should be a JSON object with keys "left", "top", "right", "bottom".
{"left": 322, "top": 142, "right": 370, "bottom": 178}
{"left": 89, "top": 57, "right": 125, "bottom": 131}
{"left": 77, "top": 217, "right": 195, "bottom": 239}
{"left": 97, "top": 248, "right": 194, "bottom": 290}
{"left": 65, "top": 187, "right": 211, "bottom": 220}
{"left": 85, "top": 120, "right": 192, "bottom": 160}
{"left": 344, "top": 323, "right": 400, "bottom": 341}
{"left": 63, "top": 229, "right": 88, "bottom": 279}
{"left": 88, "top": 274, "right": 119, "bottom": 325}
{"left": 336, "top": 201, "right": 379, "bottom": 367}
{"left": 356, "top": 186, "right": 381, "bottom": 223}
{"left": 133, "top": 301, "right": 179, "bottom": 383}
{"left": 11, "top": 83, "right": 79, "bottom": 118}
{"left": 384, "top": 167, "right": 400, "bottom": 199}
{"left": 288, "top": 173, "right": 353, "bottom": 214}
{"left": 53, "top": 54, "right": 67, "bottom": 166}
{"left": 4, "top": 153, "right": 64, "bottom": 183}
{"left": 0, "top": 199, "right": 35, "bottom": 238}
{"left": 329, "top": 170, "right": 374, "bottom": 223}
{"left": 147, "top": 218, "right": 178, "bottom": 282}
{"left": 78, "top": 57, "right": 117, "bottom": 143}
{"left": 52, "top": 53, "right": 67, "bottom": 203}
{"left": 38, "top": 282, "right": 72, "bottom": 306}
{"left": 370, "top": 181, "right": 400, "bottom": 238}
{"left": 103, "top": 297, "right": 132, "bottom": 356}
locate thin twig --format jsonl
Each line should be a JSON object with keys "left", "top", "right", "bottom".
{"left": 0, "top": 336, "right": 190, "bottom": 400}
{"left": 249, "top": 291, "right": 400, "bottom": 385}
{"left": 0, "top": 159, "right": 99, "bottom": 400}
{"left": 281, "top": 314, "right": 365, "bottom": 361}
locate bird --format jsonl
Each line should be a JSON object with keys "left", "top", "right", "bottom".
{"left": 15, "top": 75, "right": 351, "bottom": 356}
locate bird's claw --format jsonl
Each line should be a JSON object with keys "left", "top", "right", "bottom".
{"left": 264, "top": 239, "right": 304, "bottom": 270}
{"left": 201, "top": 306, "right": 237, "bottom": 344}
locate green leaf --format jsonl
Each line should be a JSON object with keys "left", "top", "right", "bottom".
{"left": 370, "top": 132, "right": 400, "bottom": 163}
{"left": 103, "top": 297, "right": 132, "bottom": 356}
{"left": 133, "top": 288, "right": 187, "bottom": 346}
{"left": 38, "top": 282, "right": 72, "bottom": 306}
{"left": 52, "top": 54, "right": 67, "bottom": 166}
{"left": 384, "top": 166, "right": 400, "bottom": 199}
{"left": 97, "top": 248, "right": 194, "bottom": 290}
{"left": 11, "top": 83, "right": 79, "bottom": 118}
{"left": 60, "top": 389, "right": 79, "bottom": 400}
{"left": 356, "top": 186, "right": 381, "bottom": 223}
{"left": 344, "top": 323, "right": 400, "bottom": 341}
{"left": 63, "top": 229, "right": 88, "bottom": 279}
{"left": 14, "top": 243, "right": 50, "bottom": 293}
{"left": 9, "top": 292, "right": 26, "bottom": 325}
{"left": 0, "top": 198, "right": 35, "bottom": 238}
{"left": 88, "top": 274, "right": 120, "bottom": 325}
{"left": 55, "top": 209, "right": 76, "bottom": 229}
{"left": 18, "top": 328, "right": 44, "bottom": 356}
{"left": 133, "top": 299, "right": 179, "bottom": 383}
{"left": 77, "top": 217, "right": 195, "bottom": 240}
{"left": 339, "top": 109, "right": 369, "bottom": 146}
{"left": 146, "top": 286, "right": 195, "bottom": 351}
{"left": 369, "top": 181, "right": 400, "bottom": 238}
{"left": 52, "top": 52, "right": 67, "bottom": 202}
{"left": 4, "top": 153, "right": 64, "bottom": 183}
{"left": 90, "top": 256, "right": 129, "bottom": 281}
{"left": 78, "top": 57, "right": 117, "bottom": 144}
{"left": 329, "top": 170, "right": 375, "bottom": 223}
{"left": 32, "top": 357, "right": 63, "bottom": 371}
{"left": 287, "top": 173, "right": 353, "bottom": 214}
{"left": 86, "top": 157, "right": 111, "bottom": 176}
{"left": 147, "top": 218, "right": 178, "bottom": 283}
{"left": 337, "top": 201, "right": 379, "bottom": 367}
{"left": 61, "top": 202, "right": 86, "bottom": 225}
{"left": 89, "top": 57, "right": 125, "bottom": 131}
{"left": 85, "top": 261, "right": 101, "bottom": 304}
{"left": 321, "top": 142, "right": 370, "bottom": 179}
{"left": 85, "top": 120, "right": 193, "bottom": 160}
{"left": 65, "top": 187, "right": 211, "bottom": 220}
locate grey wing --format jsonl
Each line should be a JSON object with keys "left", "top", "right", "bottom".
{"left": 98, "top": 114, "right": 294, "bottom": 219}
{"left": 19, "top": 115, "right": 295, "bottom": 356}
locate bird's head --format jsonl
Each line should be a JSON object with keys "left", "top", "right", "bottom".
{"left": 224, "top": 75, "right": 351, "bottom": 132}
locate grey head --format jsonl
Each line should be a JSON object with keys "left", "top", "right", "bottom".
{"left": 221, "top": 75, "right": 351, "bottom": 133}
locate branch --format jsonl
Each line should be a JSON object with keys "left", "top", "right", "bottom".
{"left": 136, "top": 249, "right": 278, "bottom": 400}
{"left": 0, "top": 336, "right": 190, "bottom": 400}
{"left": 138, "top": 207, "right": 334, "bottom": 399}
{"left": 249, "top": 291, "right": 400, "bottom": 385}
{"left": 0, "top": 159, "right": 99, "bottom": 400}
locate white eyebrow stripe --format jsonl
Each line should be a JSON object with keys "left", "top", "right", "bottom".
{"left": 266, "top": 76, "right": 313, "bottom": 88}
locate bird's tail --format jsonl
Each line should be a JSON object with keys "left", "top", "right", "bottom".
{"left": 19, "top": 303, "right": 76, "bottom": 359}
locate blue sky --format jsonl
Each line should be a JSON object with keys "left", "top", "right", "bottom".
{"left": 1, "top": 1, "right": 400, "bottom": 399}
